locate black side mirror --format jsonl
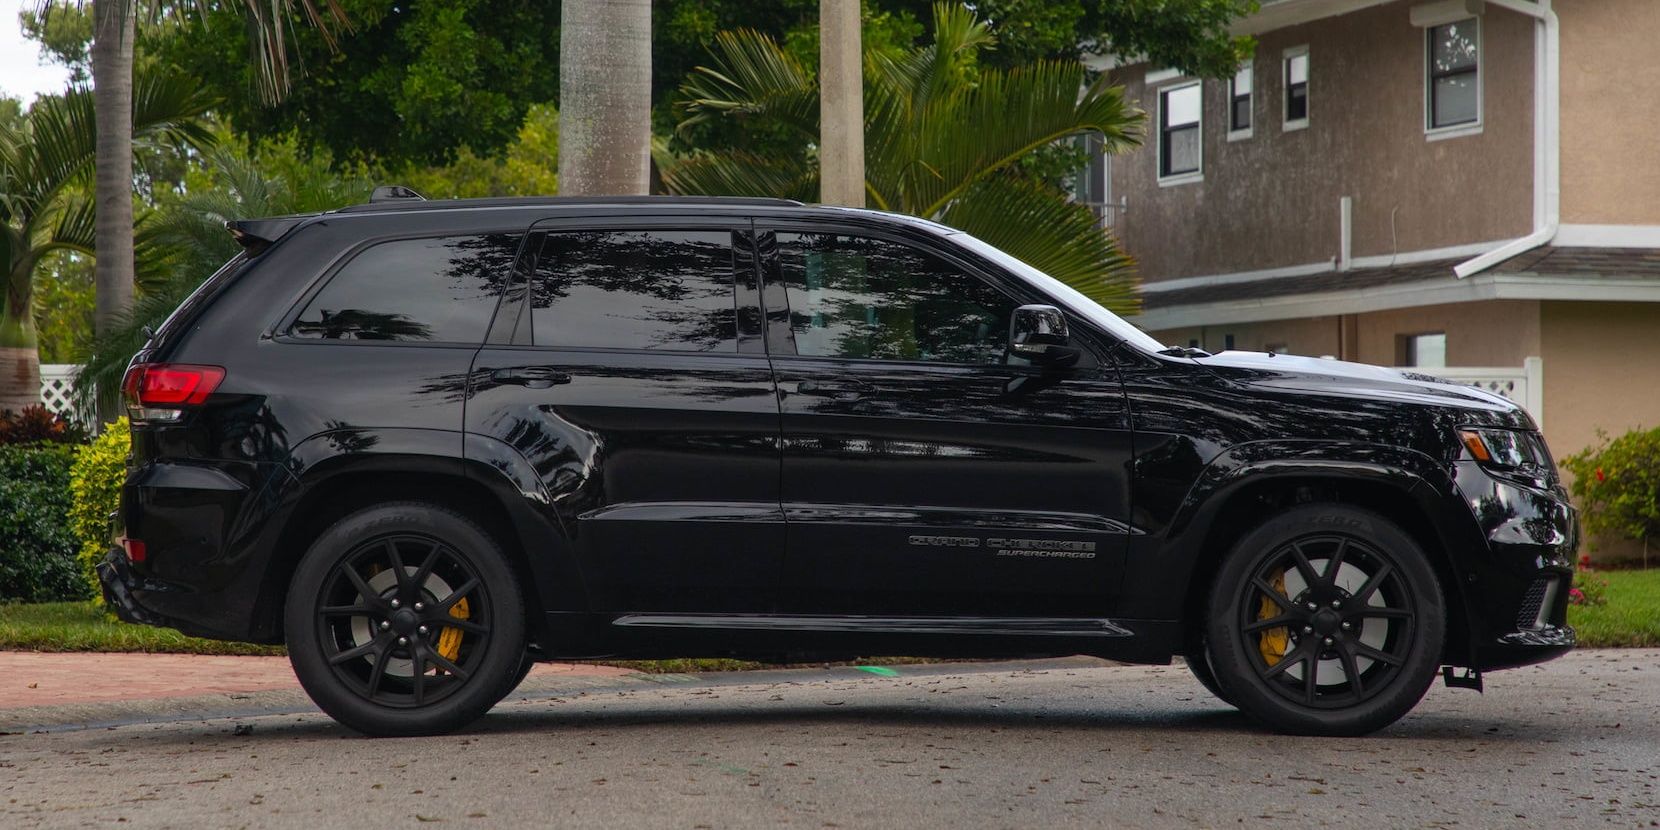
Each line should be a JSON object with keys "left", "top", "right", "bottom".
{"left": 1009, "top": 305, "right": 1079, "bottom": 370}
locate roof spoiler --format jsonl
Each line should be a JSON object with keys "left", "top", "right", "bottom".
{"left": 224, "top": 217, "right": 307, "bottom": 254}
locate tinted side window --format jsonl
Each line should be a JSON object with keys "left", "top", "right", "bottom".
{"left": 529, "top": 229, "right": 738, "bottom": 352}
{"left": 291, "top": 234, "right": 520, "bottom": 343}
{"left": 774, "top": 233, "right": 1014, "bottom": 364}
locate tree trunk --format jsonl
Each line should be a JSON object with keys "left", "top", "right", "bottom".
{"left": 819, "top": 0, "right": 865, "bottom": 207}
{"left": 0, "top": 263, "right": 41, "bottom": 414}
{"left": 558, "top": 0, "right": 651, "bottom": 196}
{"left": 91, "top": 1, "right": 136, "bottom": 339}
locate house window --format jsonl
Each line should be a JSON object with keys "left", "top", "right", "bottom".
{"left": 1428, "top": 19, "right": 1480, "bottom": 130}
{"left": 1229, "top": 61, "right": 1253, "bottom": 137}
{"left": 1400, "top": 332, "right": 1447, "bottom": 368}
{"left": 1158, "top": 82, "right": 1202, "bottom": 181}
{"left": 1284, "top": 47, "right": 1309, "bottom": 129}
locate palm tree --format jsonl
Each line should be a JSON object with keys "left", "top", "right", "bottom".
{"left": 73, "top": 141, "right": 372, "bottom": 413}
{"left": 84, "top": 0, "right": 348, "bottom": 355}
{"left": 0, "top": 72, "right": 214, "bottom": 412}
{"left": 667, "top": 2, "right": 1144, "bottom": 313}
{"left": 558, "top": 0, "right": 651, "bottom": 195}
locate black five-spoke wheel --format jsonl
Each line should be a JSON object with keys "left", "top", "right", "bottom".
{"left": 317, "top": 534, "right": 492, "bottom": 708}
{"left": 286, "top": 502, "right": 526, "bottom": 736}
{"left": 1205, "top": 504, "right": 1445, "bottom": 736}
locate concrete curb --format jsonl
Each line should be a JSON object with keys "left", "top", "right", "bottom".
{"left": 0, "top": 656, "right": 1114, "bottom": 734}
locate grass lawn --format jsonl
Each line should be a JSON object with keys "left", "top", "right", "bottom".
{"left": 1569, "top": 568, "right": 1660, "bottom": 648}
{"left": 0, "top": 602, "right": 940, "bottom": 672}
{"left": 4, "top": 572, "right": 1654, "bottom": 661}
{"left": 0, "top": 602, "right": 284, "bottom": 656}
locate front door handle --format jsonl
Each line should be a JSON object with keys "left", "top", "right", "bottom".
{"left": 795, "top": 379, "right": 872, "bottom": 401}
{"left": 491, "top": 367, "right": 571, "bottom": 389}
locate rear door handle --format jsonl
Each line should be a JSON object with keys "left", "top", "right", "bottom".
{"left": 795, "top": 379, "right": 872, "bottom": 401}
{"left": 491, "top": 367, "right": 571, "bottom": 389}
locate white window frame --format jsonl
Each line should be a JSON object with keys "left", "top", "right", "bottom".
{"left": 1156, "top": 79, "right": 1204, "bottom": 187}
{"left": 1282, "top": 45, "right": 1310, "bottom": 132}
{"left": 1424, "top": 17, "right": 1483, "bottom": 140}
{"left": 1228, "top": 60, "right": 1254, "bottom": 141}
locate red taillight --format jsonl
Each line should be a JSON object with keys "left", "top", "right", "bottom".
{"left": 121, "top": 364, "right": 226, "bottom": 407}
{"left": 122, "top": 537, "right": 147, "bottom": 563}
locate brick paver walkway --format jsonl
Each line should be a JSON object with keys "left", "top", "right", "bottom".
{"left": 0, "top": 652, "right": 634, "bottom": 709}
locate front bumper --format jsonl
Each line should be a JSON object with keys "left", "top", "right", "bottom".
{"left": 1452, "top": 460, "right": 1579, "bottom": 671}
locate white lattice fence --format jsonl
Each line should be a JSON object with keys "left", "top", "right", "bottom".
{"left": 1406, "top": 356, "right": 1545, "bottom": 427}
{"left": 38, "top": 363, "right": 88, "bottom": 423}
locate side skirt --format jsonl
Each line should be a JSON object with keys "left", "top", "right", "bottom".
{"left": 612, "top": 613, "right": 1135, "bottom": 638}
{"left": 537, "top": 611, "right": 1183, "bottom": 665}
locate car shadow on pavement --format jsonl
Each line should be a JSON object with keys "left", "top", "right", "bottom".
{"left": 79, "top": 695, "right": 1600, "bottom": 749}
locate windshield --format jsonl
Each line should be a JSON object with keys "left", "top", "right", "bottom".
{"left": 948, "top": 232, "right": 1167, "bottom": 354}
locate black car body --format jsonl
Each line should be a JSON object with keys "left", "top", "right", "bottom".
{"left": 99, "top": 194, "right": 1576, "bottom": 736}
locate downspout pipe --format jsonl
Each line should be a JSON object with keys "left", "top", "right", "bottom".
{"left": 1454, "top": 0, "right": 1558, "bottom": 278}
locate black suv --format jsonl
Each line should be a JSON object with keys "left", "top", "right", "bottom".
{"left": 100, "top": 193, "right": 1577, "bottom": 737}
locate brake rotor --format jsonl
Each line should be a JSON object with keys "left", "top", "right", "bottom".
{"left": 1280, "top": 559, "right": 1389, "bottom": 684}
{"left": 347, "top": 567, "right": 470, "bottom": 677}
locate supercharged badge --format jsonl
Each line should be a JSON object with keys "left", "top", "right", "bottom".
{"left": 988, "top": 538, "right": 1097, "bottom": 559}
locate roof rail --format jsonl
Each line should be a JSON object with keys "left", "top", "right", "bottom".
{"left": 369, "top": 185, "right": 426, "bottom": 203}
{"left": 330, "top": 194, "right": 807, "bottom": 214}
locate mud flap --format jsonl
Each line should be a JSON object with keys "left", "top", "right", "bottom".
{"left": 1441, "top": 665, "right": 1483, "bottom": 692}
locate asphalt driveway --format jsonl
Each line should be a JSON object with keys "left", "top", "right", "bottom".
{"left": 1, "top": 649, "right": 1655, "bottom": 829}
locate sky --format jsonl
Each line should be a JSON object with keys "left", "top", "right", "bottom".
{"left": 0, "top": 0, "right": 73, "bottom": 104}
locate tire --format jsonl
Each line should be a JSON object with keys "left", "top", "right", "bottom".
{"left": 1183, "top": 644, "right": 1235, "bottom": 708}
{"left": 1203, "top": 504, "right": 1445, "bottom": 736}
{"left": 285, "top": 502, "right": 527, "bottom": 737}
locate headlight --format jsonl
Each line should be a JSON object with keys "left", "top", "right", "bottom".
{"left": 1458, "top": 427, "right": 1545, "bottom": 470}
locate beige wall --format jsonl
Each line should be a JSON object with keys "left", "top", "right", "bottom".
{"left": 1149, "top": 300, "right": 1541, "bottom": 365}
{"left": 1540, "top": 301, "right": 1660, "bottom": 457}
{"left": 1112, "top": 1, "right": 1536, "bottom": 283}
{"left": 1558, "top": 0, "right": 1660, "bottom": 224}
{"left": 1351, "top": 300, "right": 1541, "bottom": 366}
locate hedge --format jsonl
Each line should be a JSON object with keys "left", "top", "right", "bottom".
{"left": 0, "top": 443, "right": 89, "bottom": 603}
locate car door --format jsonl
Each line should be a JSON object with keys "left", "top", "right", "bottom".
{"left": 465, "top": 217, "right": 783, "bottom": 613}
{"left": 758, "top": 224, "right": 1136, "bottom": 618}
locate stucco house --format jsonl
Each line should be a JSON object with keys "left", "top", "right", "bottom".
{"left": 1090, "top": 0, "right": 1660, "bottom": 558}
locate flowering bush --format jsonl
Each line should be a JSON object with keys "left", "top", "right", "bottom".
{"left": 0, "top": 405, "right": 86, "bottom": 446}
{"left": 1561, "top": 426, "right": 1660, "bottom": 566}
{"left": 1569, "top": 570, "right": 1610, "bottom": 607}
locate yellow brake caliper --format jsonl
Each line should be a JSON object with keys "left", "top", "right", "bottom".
{"left": 437, "top": 598, "right": 470, "bottom": 662}
{"left": 1257, "top": 568, "right": 1290, "bottom": 666}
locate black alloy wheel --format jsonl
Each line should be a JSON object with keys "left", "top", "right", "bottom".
{"left": 1205, "top": 504, "right": 1444, "bottom": 736}
{"left": 286, "top": 503, "right": 526, "bottom": 736}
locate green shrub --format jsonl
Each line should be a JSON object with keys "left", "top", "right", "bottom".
{"left": 1561, "top": 426, "right": 1660, "bottom": 566}
{"left": 71, "top": 418, "right": 131, "bottom": 604}
{"left": 0, "top": 443, "right": 89, "bottom": 602}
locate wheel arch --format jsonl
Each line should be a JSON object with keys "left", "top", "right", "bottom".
{"left": 1164, "top": 443, "right": 1483, "bottom": 667}
{"left": 248, "top": 434, "right": 588, "bottom": 649}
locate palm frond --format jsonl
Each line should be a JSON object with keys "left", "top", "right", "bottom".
{"left": 911, "top": 62, "right": 1143, "bottom": 216}
{"left": 938, "top": 176, "right": 1139, "bottom": 314}
{"left": 676, "top": 29, "right": 818, "bottom": 139}
{"left": 660, "top": 151, "right": 818, "bottom": 203}
{"left": 230, "top": 0, "right": 351, "bottom": 105}
{"left": 35, "top": 190, "right": 97, "bottom": 255}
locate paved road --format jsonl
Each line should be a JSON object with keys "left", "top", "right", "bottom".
{"left": 2, "top": 650, "right": 1656, "bottom": 829}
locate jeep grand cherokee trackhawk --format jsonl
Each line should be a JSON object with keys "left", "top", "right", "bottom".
{"left": 99, "top": 192, "right": 1577, "bottom": 737}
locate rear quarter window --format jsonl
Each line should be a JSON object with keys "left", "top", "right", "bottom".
{"left": 290, "top": 233, "right": 521, "bottom": 344}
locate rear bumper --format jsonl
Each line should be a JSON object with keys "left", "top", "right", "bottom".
{"left": 96, "top": 547, "right": 222, "bottom": 639}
